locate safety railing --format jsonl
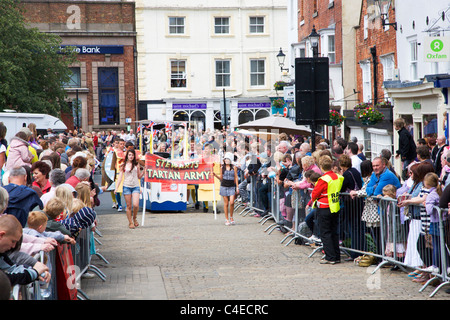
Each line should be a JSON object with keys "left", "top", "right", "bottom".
{"left": 238, "top": 177, "right": 450, "bottom": 298}
{"left": 11, "top": 225, "right": 108, "bottom": 300}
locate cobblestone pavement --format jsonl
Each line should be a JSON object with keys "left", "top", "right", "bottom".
{"left": 80, "top": 188, "right": 450, "bottom": 301}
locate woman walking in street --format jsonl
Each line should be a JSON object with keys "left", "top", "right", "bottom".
{"left": 116, "top": 149, "right": 144, "bottom": 229}
{"left": 215, "top": 152, "right": 239, "bottom": 226}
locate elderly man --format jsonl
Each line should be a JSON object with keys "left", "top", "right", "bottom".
{"left": 364, "top": 157, "right": 401, "bottom": 197}
{"left": 277, "top": 140, "right": 290, "bottom": 155}
{"left": 431, "top": 135, "right": 448, "bottom": 177}
{"left": 299, "top": 142, "right": 312, "bottom": 156}
{"left": 65, "top": 168, "right": 91, "bottom": 189}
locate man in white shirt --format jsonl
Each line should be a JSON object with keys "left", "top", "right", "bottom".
{"left": 346, "top": 142, "right": 362, "bottom": 174}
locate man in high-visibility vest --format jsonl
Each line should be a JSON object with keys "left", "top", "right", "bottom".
{"left": 311, "top": 155, "right": 344, "bottom": 264}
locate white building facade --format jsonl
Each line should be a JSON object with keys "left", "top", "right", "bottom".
{"left": 135, "top": 0, "right": 288, "bottom": 131}
{"left": 385, "top": 0, "right": 450, "bottom": 151}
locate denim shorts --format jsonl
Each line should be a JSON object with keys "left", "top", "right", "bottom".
{"left": 122, "top": 186, "right": 140, "bottom": 195}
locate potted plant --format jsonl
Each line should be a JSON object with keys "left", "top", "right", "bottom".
{"left": 354, "top": 102, "right": 372, "bottom": 110}
{"left": 328, "top": 109, "right": 345, "bottom": 126}
{"left": 355, "top": 106, "right": 385, "bottom": 125}
{"left": 375, "top": 100, "right": 393, "bottom": 108}
{"left": 272, "top": 98, "right": 285, "bottom": 108}
{"left": 274, "top": 81, "right": 287, "bottom": 91}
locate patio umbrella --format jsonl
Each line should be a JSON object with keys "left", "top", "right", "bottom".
{"left": 236, "top": 115, "right": 321, "bottom": 136}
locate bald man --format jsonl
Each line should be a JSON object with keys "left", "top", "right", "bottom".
{"left": 0, "top": 215, "right": 50, "bottom": 286}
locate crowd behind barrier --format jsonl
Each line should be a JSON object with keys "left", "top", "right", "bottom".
{"left": 2, "top": 119, "right": 450, "bottom": 299}
{"left": 232, "top": 123, "right": 450, "bottom": 297}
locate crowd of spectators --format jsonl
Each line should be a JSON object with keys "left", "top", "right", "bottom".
{"left": 2, "top": 116, "right": 450, "bottom": 297}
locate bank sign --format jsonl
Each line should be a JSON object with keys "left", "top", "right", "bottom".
{"left": 424, "top": 36, "right": 450, "bottom": 62}
{"left": 60, "top": 45, "right": 124, "bottom": 55}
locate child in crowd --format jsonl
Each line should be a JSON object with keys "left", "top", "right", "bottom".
{"left": 304, "top": 171, "right": 322, "bottom": 243}
{"left": 24, "top": 211, "right": 76, "bottom": 245}
{"left": 381, "top": 184, "right": 406, "bottom": 260}
{"left": 423, "top": 173, "right": 448, "bottom": 276}
{"left": 60, "top": 198, "right": 97, "bottom": 238}
{"left": 44, "top": 198, "right": 73, "bottom": 237}
{"left": 54, "top": 185, "right": 74, "bottom": 221}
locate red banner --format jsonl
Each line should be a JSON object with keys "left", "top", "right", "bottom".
{"left": 145, "top": 153, "right": 214, "bottom": 184}
{"left": 55, "top": 244, "right": 78, "bottom": 300}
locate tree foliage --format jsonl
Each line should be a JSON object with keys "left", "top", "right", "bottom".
{"left": 0, "top": 0, "right": 77, "bottom": 116}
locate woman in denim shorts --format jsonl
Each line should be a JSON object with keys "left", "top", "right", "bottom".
{"left": 116, "top": 149, "right": 144, "bottom": 229}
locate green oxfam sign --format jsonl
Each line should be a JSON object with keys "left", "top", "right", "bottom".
{"left": 430, "top": 39, "right": 444, "bottom": 52}
{"left": 425, "top": 37, "right": 450, "bottom": 62}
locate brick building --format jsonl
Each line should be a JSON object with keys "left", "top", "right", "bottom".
{"left": 344, "top": 0, "right": 397, "bottom": 159}
{"left": 296, "top": 0, "right": 343, "bottom": 140}
{"left": 21, "top": 0, "right": 137, "bottom": 132}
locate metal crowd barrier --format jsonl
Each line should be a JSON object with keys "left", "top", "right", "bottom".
{"left": 11, "top": 226, "right": 109, "bottom": 300}
{"left": 238, "top": 176, "right": 450, "bottom": 298}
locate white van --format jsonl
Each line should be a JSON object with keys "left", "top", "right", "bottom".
{"left": 0, "top": 112, "right": 67, "bottom": 143}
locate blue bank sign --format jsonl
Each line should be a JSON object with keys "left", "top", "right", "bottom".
{"left": 60, "top": 45, "right": 124, "bottom": 55}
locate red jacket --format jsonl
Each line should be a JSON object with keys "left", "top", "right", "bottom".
{"left": 310, "top": 171, "right": 339, "bottom": 208}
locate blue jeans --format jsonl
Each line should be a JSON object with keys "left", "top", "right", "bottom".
{"left": 123, "top": 186, "right": 140, "bottom": 195}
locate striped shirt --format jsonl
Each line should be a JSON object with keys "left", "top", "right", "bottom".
{"left": 419, "top": 188, "right": 431, "bottom": 234}
{"left": 60, "top": 207, "right": 97, "bottom": 235}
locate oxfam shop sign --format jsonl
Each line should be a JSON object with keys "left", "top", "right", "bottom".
{"left": 424, "top": 37, "right": 450, "bottom": 62}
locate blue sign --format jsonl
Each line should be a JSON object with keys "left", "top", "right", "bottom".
{"left": 60, "top": 45, "right": 124, "bottom": 55}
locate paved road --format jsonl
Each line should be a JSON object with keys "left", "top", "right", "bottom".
{"left": 81, "top": 175, "right": 450, "bottom": 302}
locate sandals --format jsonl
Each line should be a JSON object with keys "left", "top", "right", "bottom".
{"left": 133, "top": 219, "right": 139, "bottom": 227}
{"left": 128, "top": 223, "right": 135, "bottom": 229}
{"left": 408, "top": 270, "right": 420, "bottom": 278}
{"left": 225, "top": 220, "right": 231, "bottom": 226}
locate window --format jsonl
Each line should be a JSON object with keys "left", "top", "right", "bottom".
{"left": 299, "top": 0, "right": 304, "bottom": 21}
{"left": 360, "top": 60, "right": 372, "bottom": 103}
{"left": 64, "top": 67, "right": 81, "bottom": 88}
{"left": 249, "top": 16, "right": 264, "bottom": 33}
{"left": 170, "top": 60, "right": 187, "bottom": 88}
{"left": 368, "top": 129, "right": 392, "bottom": 161}
{"left": 215, "top": 60, "right": 231, "bottom": 87}
{"left": 98, "top": 68, "right": 119, "bottom": 125}
{"left": 250, "top": 59, "right": 265, "bottom": 86}
{"left": 380, "top": 54, "right": 395, "bottom": 81}
{"left": 214, "top": 17, "right": 230, "bottom": 34}
{"left": 410, "top": 40, "right": 418, "bottom": 80}
{"left": 169, "top": 17, "right": 185, "bottom": 34}
{"left": 327, "top": 35, "right": 336, "bottom": 63}
{"left": 364, "top": 15, "right": 368, "bottom": 39}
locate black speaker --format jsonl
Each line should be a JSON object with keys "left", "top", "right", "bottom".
{"left": 295, "top": 57, "right": 329, "bottom": 125}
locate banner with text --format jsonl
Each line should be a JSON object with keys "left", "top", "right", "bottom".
{"left": 145, "top": 153, "right": 214, "bottom": 184}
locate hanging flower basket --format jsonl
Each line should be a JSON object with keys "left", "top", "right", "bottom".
{"left": 272, "top": 98, "right": 285, "bottom": 108}
{"left": 375, "top": 100, "right": 393, "bottom": 108}
{"left": 354, "top": 102, "right": 372, "bottom": 110}
{"left": 328, "top": 109, "right": 345, "bottom": 126}
{"left": 274, "top": 81, "right": 287, "bottom": 91}
{"left": 355, "top": 106, "right": 384, "bottom": 125}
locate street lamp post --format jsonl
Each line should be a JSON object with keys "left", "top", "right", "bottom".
{"left": 308, "top": 25, "right": 320, "bottom": 58}
{"left": 276, "top": 48, "right": 289, "bottom": 72}
{"left": 309, "top": 25, "right": 321, "bottom": 152}
{"left": 374, "top": 0, "right": 397, "bottom": 30}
